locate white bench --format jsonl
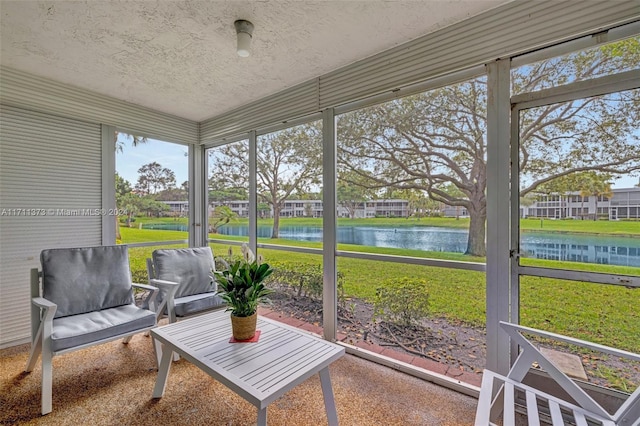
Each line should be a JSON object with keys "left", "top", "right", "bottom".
{"left": 25, "top": 246, "right": 159, "bottom": 415}
{"left": 475, "top": 321, "right": 640, "bottom": 426}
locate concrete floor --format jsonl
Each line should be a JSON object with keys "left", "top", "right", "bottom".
{"left": 1, "top": 333, "right": 480, "bottom": 425}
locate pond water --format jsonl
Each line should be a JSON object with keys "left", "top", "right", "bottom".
{"left": 143, "top": 223, "right": 640, "bottom": 267}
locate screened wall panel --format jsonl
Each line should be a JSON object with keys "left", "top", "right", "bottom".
{"left": 0, "top": 105, "right": 102, "bottom": 347}
{"left": 199, "top": 1, "right": 639, "bottom": 141}
{"left": 320, "top": 1, "right": 640, "bottom": 107}
{"left": 199, "top": 79, "right": 318, "bottom": 142}
{"left": 0, "top": 67, "right": 198, "bottom": 145}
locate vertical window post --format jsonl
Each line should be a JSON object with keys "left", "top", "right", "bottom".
{"left": 249, "top": 131, "right": 258, "bottom": 255}
{"left": 190, "top": 143, "right": 206, "bottom": 247}
{"left": 486, "top": 58, "right": 513, "bottom": 374}
{"left": 102, "top": 124, "right": 116, "bottom": 245}
{"left": 322, "top": 108, "right": 337, "bottom": 341}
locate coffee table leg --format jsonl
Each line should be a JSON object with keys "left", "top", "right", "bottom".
{"left": 257, "top": 407, "right": 267, "bottom": 426}
{"left": 152, "top": 342, "right": 174, "bottom": 398}
{"left": 319, "top": 368, "right": 339, "bottom": 426}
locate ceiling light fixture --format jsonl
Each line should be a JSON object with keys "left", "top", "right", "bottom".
{"left": 234, "top": 20, "right": 254, "bottom": 58}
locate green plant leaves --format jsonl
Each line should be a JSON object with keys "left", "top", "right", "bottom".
{"left": 213, "top": 248, "right": 274, "bottom": 317}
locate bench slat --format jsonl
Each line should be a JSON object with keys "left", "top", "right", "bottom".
{"left": 525, "top": 389, "right": 540, "bottom": 426}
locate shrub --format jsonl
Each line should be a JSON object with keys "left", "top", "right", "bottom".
{"left": 131, "top": 269, "right": 148, "bottom": 284}
{"left": 214, "top": 246, "right": 347, "bottom": 303}
{"left": 269, "top": 261, "right": 345, "bottom": 303}
{"left": 373, "top": 277, "right": 430, "bottom": 327}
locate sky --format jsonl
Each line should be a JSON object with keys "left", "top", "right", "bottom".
{"left": 116, "top": 138, "right": 189, "bottom": 187}
{"left": 117, "top": 138, "right": 637, "bottom": 192}
{"left": 612, "top": 175, "right": 638, "bottom": 189}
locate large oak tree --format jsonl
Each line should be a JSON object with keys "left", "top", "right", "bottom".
{"left": 337, "top": 38, "right": 640, "bottom": 256}
{"left": 209, "top": 122, "right": 323, "bottom": 238}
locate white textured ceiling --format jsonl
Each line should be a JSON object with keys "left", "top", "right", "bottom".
{"left": 0, "top": 1, "right": 507, "bottom": 122}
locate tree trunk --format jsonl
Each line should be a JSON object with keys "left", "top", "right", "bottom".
{"left": 272, "top": 204, "right": 280, "bottom": 238}
{"left": 466, "top": 207, "right": 486, "bottom": 257}
{"left": 115, "top": 215, "right": 121, "bottom": 240}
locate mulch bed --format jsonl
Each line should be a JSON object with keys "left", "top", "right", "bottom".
{"left": 267, "top": 288, "right": 640, "bottom": 392}
{"left": 269, "top": 290, "right": 487, "bottom": 374}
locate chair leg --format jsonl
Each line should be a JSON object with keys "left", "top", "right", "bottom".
{"left": 41, "top": 346, "right": 53, "bottom": 415}
{"left": 122, "top": 335, "right": 133, "bottom": 344}
{"left": 25, "top": 332, "right": 42, "bottom": 372}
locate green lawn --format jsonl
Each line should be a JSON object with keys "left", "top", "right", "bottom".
{"left": 118, "top": 226, "right": 187, "bottom": 243}
{"left": 122, "top": 215, "right": 640, "bottom": 236}
{"left": 119, "top": 222, "right": 640, "bottom": 352}
{"left": 520, "top": 217, "right": 640, "bottom": 236}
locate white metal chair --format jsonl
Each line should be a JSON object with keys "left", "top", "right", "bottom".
{"left": 25, "top": 245, "right": 159, "bottom": 415}
{"left": 475, "top": 321, "right": 640, "bottom": 426}
{"left": 145, "top": 246, "right": 226, "bottom": 325}
{"left": 145, "top": 247, "right": 226, "bottom": 362}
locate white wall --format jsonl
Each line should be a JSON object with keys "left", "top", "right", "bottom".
{"left": 0, "top": 106, "right": 102, "bottom": 347}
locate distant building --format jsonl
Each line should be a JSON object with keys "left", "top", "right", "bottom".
{"left": 337, "top": 199, "right": 409, "bottom": 218}
{"left": 174, "top": 188, "right": 640, "bottom": 221}
{"left": 441, "top": 205, "right": 469, "bottom": 218}
{"left": 209, "top": 199, "right": 409, "bottom": 218}
{"left": 520, "top": 187, "right": 640, "bottom": 220}
{"left": 161, "top": 200, "right": 189, "bottom": 216}
{"left": 281, "top": 200, "right": 323, "bottom": 218}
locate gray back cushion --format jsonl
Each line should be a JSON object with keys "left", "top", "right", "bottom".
{"left": 41, "top": 246, "right": 134, "bottom": 318}
{"left": 152, "top": 247, "right": 215, "bottom": 300}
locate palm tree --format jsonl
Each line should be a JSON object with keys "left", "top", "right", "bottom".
{"left": 115, "top": 132, "right": 147, "bottom": 153}
{"left": 209, "top": 206, "right": 238, "bottom": 234}
{"left": 114, "top": 133, "right": 148, "bottom": 240}
{"left": 573, "top": 173, "right": 613, "bottom": 220}
{"left": 578, "top": 188, "right": 590, "bottom": 220}
{"left": 591, "top": 183, "right": 614, "bottom": 221}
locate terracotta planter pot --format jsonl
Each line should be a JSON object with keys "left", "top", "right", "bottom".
{"left": 230, "top": 312, "right": 257, "bottom": 340}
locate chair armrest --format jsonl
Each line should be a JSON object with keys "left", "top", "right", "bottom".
{"left": 149, "top": 279, "right": 180, "bottom": 322}
{"left": 32, "top": 296, "right": 57, "bottom": 312}
{"left": 32, "top": 297, "right": 57, "bottom": 330}
{"left": 132, "top": 282, "right": 159, "bottom": 292}
{"left": 500, "top": 321, "right": 640, "bottom": 362}
{"left": 149, "top": 279, "right": 179, "bottom": 288}
{"left": 31, "top": 297, "right": 56, "bottom": 338}
{"left": 132, "top": 283, "right": 159, "bottom": 312}
{"left": 26, "top": 296, "right": 57, "bottom": 373}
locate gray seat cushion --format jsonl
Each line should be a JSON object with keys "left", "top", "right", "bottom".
{"left": 51, "top": 304, "right": 156, "bottom": 352}
{"left": 41, "top": 246, "right": 134, "bottom": 319}
{"left": 174, "top": 293, "right": 225, "bottom": 317}
{"left": 152, "top": 247, "right": 216, "bottom": 302}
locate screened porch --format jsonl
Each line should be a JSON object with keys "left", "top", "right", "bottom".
{"left": 1, "top": 1, "right": 640, "bottom": 424}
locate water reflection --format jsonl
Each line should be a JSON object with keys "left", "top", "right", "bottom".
{"left": 521, "top": 232, "right": 640, "bottom": 267}
{"left": 152, "top": 223, "right": 640, "bottom": 267}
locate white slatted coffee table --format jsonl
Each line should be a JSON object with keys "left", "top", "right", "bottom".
{"left": 151, "top": 309, "right": 345, "bottom": 425}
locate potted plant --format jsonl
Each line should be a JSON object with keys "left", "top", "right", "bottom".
{"left": 214, "top": 244, "right": 274, "bottom": 340}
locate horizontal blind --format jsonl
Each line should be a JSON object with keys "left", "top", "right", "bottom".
{"left": 200, "top": 1, "right": 640, "bottom": 142}
{"left": 319, "top": 1, "right": 640, "bottom": 106}
{"left": 199, "top": 79, "right": 318, "bottom": 142}
{"left": 0, "top": 105, "right": 102, "bottom": 347}
{"left": 0, "top": 67, "right": 198, "bottom": 145}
